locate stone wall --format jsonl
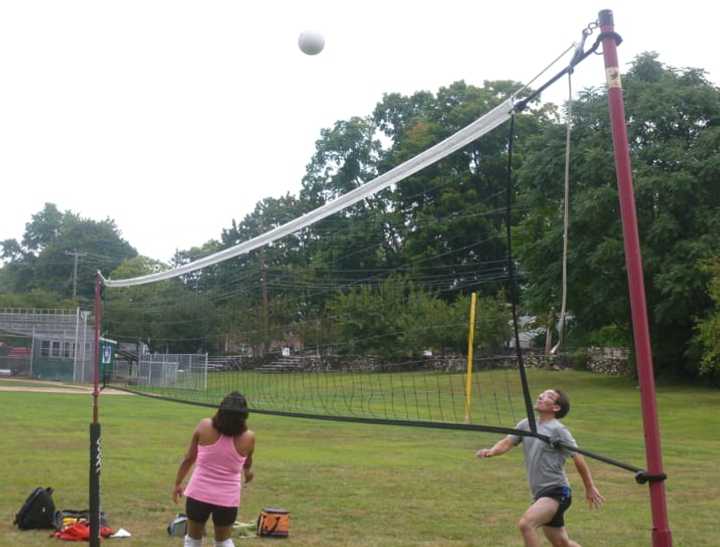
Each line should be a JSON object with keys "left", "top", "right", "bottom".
{"left": 512, "top": 348, "right": 631, "bottom": 376}
{"left": 212, "top": 348, "right": 632, "bottom": 376}
{"left": 584, "top": 347, "right": 631, "bottom": 376}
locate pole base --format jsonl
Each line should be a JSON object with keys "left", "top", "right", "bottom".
{"left": 89, "top": 423, "right": 102, "bottom": 547}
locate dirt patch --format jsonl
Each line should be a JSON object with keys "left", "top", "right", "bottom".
{"left": 0, "top": 385, "right": 130, "bottom": 395}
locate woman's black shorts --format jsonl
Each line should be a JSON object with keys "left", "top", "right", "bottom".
{"left": 186, "top": 496, "right": 238, "bottom": 527}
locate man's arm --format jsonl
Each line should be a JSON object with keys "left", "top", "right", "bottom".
{"left": 572, "top": 453, "right": 605, "bottom": 509}
{"left": 476, "top": 435, "right": 516, "bottom": 458}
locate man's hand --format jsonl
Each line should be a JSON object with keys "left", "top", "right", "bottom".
{"left": 172, "top": 484, "right": 184, "bottom": 504}
{"left": 475, "top": 448, "right": 492, "bottom": 458}
{"left": 585, "top": 485, "right": 604, "bottom": 509}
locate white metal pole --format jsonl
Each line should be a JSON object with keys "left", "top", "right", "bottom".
{"left": 73, "top": 307, "right": 81, "bottom": 383}
{"left": 30, "top": 326, "right": 36, "bottom": 378}
{"left": 81, "top": 312, "right": 88, "bottom": 383}
{"left": 204, "top": 352, "right": 208, "bottom": 390}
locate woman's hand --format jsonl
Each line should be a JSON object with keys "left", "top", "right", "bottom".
{"left": 244, "top": 469, "right": 254, "bottom": 484}
{"left": 172, "top": 483, "right": 184, "bottom": 504}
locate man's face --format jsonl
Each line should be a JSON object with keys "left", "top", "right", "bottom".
{"left": 534, "top": 389, "right": 560, "bottom": 414}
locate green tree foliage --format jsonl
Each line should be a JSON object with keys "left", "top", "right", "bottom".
{"left": 327, "top": 275, "right": 448, "bottom": 358}
{"left": 475, "top": 294, "right": 514, "bottom": 352}
{"left": 22, "top": 203, "right": 64, "bottom": 251}
{"left": 299, "top": 116, "right": 398, "bottom": 273}
{"left": 694, "top": 258, "right": 720, "bottom": 381}
{"left": 0, "top": 288, "right": 77, "bottom": 310}
{"left": 1, "top": 203, "right": 137, "bottom": 300}
{"left": 326, "top": 275, "right": 510, "bottom": 359}
{"left": 372, "top": 81, "right": 547, "bottom": 298}
{"left": 515, "top": 53, "right": 720, "bottom": 376}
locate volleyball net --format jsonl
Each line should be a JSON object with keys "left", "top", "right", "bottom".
{"left": 99, "top": 92, "right": 540, "bottom": 433}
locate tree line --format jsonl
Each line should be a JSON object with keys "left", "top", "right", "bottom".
{"left": 1, "top": 53, "right": 718, "bottom": 382}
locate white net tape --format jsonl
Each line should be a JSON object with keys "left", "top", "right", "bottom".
{"left": 102, "top": 98, "right": 514, "bottom": 288}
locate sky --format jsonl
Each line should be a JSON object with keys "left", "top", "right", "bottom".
{"left": 1, "top": 0, "right": 715, "bottom": 266}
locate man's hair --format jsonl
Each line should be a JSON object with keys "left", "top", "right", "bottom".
{"left": 212, "top": 391, "right": 249, "bottom": 436}
{"left": 553, "top": 389, "right": 570, "bottom": 419}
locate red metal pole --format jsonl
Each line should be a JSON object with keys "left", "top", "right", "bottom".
{"left": 598, "top": 9, "right": 672, "bottom": 547}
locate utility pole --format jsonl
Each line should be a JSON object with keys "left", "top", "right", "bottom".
{"left": 65, "top": 250, "right": 87, "bottom": 298}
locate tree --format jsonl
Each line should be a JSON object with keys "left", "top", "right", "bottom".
{"left": 373, "top": 80, "right": 549, "bottom": 298}
{"left": 22, "top": 203, "right": 64, "bottom": 251}
{"left": 326, "top": 276, "right": 510, "bottom": 359}
{"left": 515, "top": 53, "right": 720, "bottom": 377}
{"left": 0, "top": 204, "right": 137, "bottom": 300}
{"left": 299, "top": 116, "right": 398, "bottom": 274}
{"left": 0, "top": 288, "right": 77, "bottom": 310}
{"left": 693, "top": 258, "right": 720, "bottom": 382}
{"left": 326, "top": 275, "right": 408, "bottom": 358}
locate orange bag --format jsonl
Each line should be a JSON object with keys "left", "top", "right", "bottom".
{"left": 256, "top": 507, "right": 289, "bottom": 538}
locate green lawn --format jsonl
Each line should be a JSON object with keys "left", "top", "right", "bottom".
{"left": 2, "top": 369, "right": 718, "bottom": 546}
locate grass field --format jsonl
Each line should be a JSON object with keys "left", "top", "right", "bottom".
{"left": 2, "top": 369, "right": 718, "bottom": 546}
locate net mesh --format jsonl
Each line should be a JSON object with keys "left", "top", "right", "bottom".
{"left": 103, "top": 96, "right": 531, "bottom": 431}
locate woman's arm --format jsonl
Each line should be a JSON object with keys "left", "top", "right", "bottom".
{"left": 172, "top": 426, "right": 200, "bottom": 503}
{"left": 242, "top": 431, "right": 255, "bottom": 483}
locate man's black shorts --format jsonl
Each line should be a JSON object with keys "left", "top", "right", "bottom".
{"left": 535, "top": 485, "right": 572, "bottom": 528}
{"left": 186, "top": 496, "right": 238, "bottom": 527}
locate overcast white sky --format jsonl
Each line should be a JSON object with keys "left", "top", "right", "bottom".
{"left": 1, "top": 1, "right": 715, "bottom": 266}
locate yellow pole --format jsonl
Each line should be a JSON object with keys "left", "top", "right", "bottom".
{"left": 464, "top": 292, "right": 478, "bottom": 423}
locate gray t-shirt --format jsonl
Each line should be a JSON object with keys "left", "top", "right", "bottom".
{"left": 509, "top": 417, "right": 577, "bottom": 498}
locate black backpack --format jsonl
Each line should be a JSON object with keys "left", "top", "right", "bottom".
{"left": 14, "top": 487, "right": 57, "bottom": 530}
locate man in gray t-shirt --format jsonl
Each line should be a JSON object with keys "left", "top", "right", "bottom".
{"left": 475, "top": 389, "right": 604, "bottom": 547}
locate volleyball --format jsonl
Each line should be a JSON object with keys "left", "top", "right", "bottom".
{"left": 298, "top": 31, "right": 325, "bottom": 55}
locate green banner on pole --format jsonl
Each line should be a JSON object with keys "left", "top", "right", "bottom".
{"left": 98, "top": 337, "right": 117, "bottom": 383}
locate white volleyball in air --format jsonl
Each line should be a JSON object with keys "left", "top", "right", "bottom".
{"left": 298, "top": 31, "right": 325, "bottom": 55}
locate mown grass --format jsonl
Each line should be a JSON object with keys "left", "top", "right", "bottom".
{"left": 1, "top": 369, "right": 718, "bottom": 546}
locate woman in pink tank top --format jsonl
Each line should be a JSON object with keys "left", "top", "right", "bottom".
{"left": 173, "top": 392, "right": 255, "bottom": 547}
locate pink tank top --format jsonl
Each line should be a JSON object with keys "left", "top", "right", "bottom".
{"left": 184, "top": 435, "right": 247, "bottom": 507}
